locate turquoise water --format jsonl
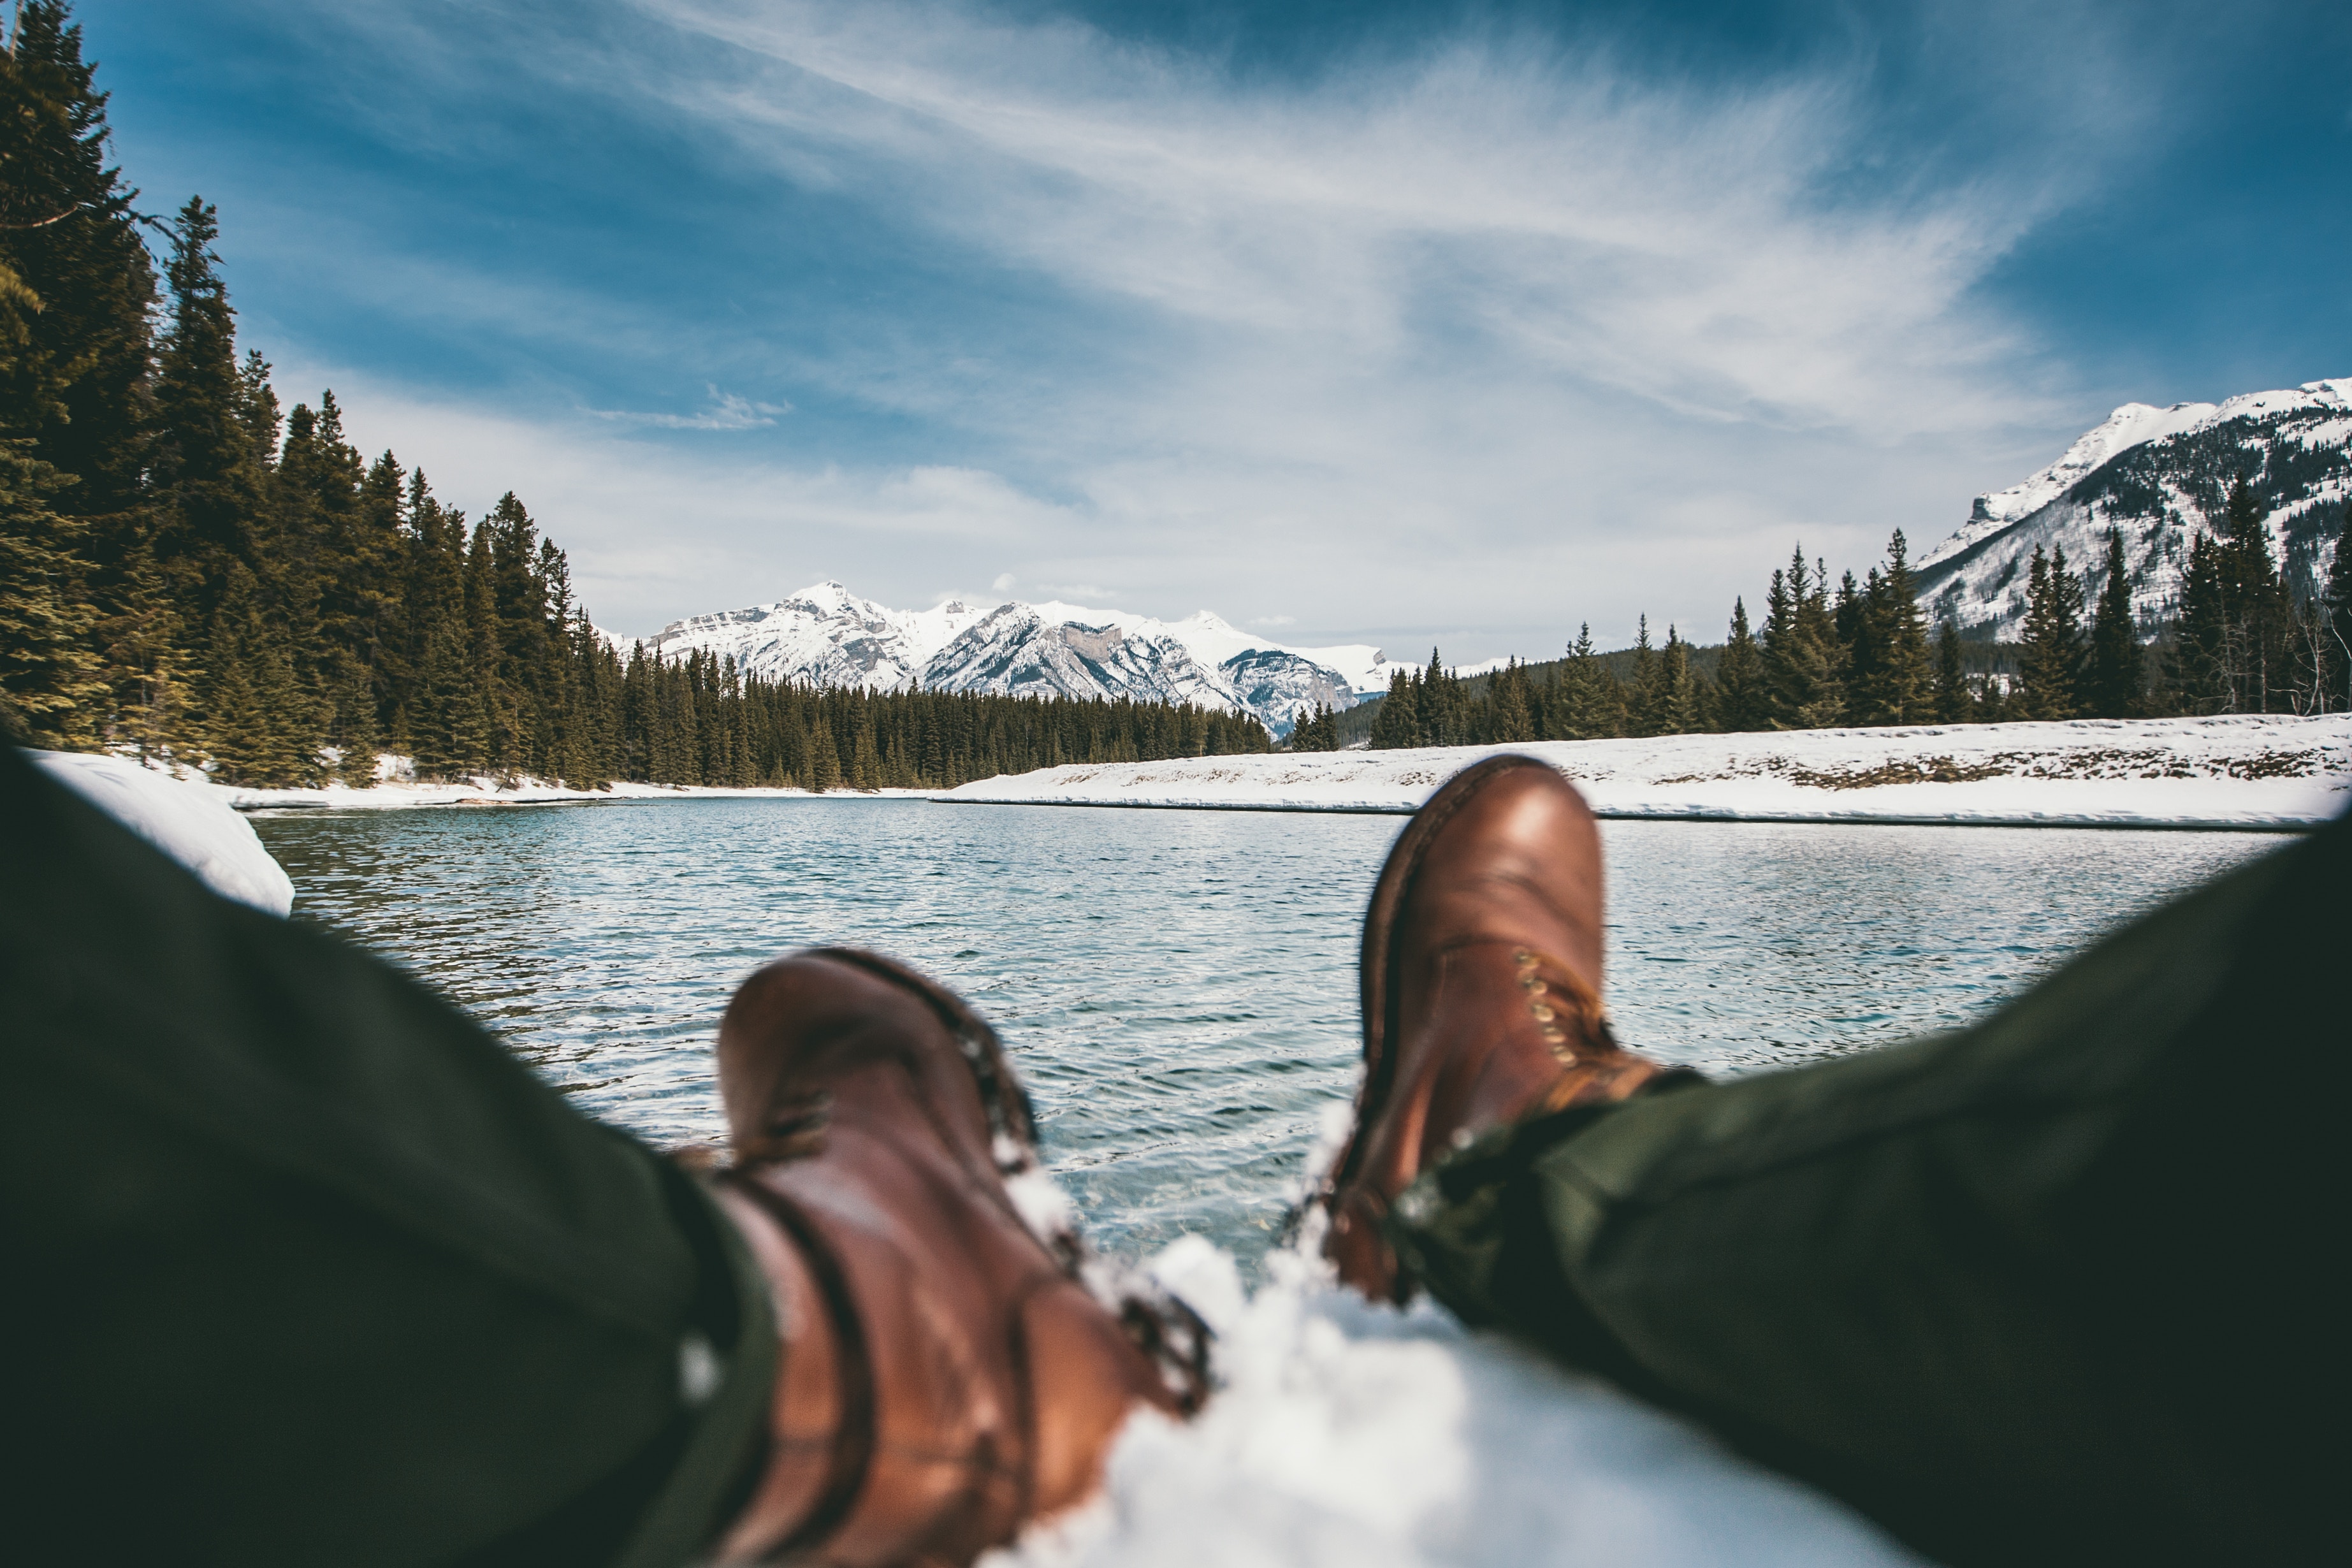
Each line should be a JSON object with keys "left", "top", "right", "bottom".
{"left": 253, "top": 800, "right": 2272, "bottom": 1272}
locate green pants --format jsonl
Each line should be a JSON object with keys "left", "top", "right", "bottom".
{"left": 2, "top": 744, "right": 776, "bottom": 1567}
{"left": 5, "top": 739, "right": 2339, "bottom": 1564}
{"left": 1393, "top": 807, "right": 2342, "bottom": 1566}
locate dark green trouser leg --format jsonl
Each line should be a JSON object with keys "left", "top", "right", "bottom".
{"left": 0, "top": 744, "right": 774, "bottom": 1568}
{"left": 1391, "top": 813, "right": 2345, "bottom": 1567}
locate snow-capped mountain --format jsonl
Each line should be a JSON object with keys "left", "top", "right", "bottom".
{"left": 639, "top": 581, "right": 991, "bottom": 690}
{"left": 627, "top": 582, "right": 1390, "bottom": 735}
{"left": 1915, "top": 379, "right": 2351, "bottom": 638}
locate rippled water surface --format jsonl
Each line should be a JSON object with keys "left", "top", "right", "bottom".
{"left": 255, "top": 801, "right": 2274, "bottom": 1272}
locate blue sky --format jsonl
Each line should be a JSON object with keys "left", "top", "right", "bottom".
{"left": 89, "top": 0, "right": 2351, "bottom": 654}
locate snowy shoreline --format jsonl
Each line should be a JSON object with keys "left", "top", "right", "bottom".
{"left": 934, "top": 714, "right": 2352, "bottom": 832}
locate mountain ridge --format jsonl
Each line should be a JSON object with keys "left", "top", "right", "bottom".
{"left": 618, "top": 581, "right": 1392, "bottom": 736}
{"left": 1915, "top": 379, "right": 2351, "bottom": 638}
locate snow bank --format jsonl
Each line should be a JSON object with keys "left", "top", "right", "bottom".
{"left": 1002, "top": 1205, "right": 1918, "bottom": 1565}
{"left": 938, "top": 715, "right": 2352, "bottom": 831}
{"left": 199, "top": 767, "right": 927, "bottom": 812}
{"left": 32, "top": 750, "right": 296, "bottom": 915}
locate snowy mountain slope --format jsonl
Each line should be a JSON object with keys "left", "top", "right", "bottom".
{"left": 920, "top": 603, "right": 1240, "bottom": 710}
{"left": 639, "top": 581, "right": 989, "bottom": 690}
{"left": 1915, "top": 380, "right": 2352, "bottom": 638}
{"left": 623, "top": 583, "right": 1393, "bottom": 735}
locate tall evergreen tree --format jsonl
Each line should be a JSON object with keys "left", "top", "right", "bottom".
{"left": 1551, "top": 624, "right": 1622, "bottom": 739}
{"left": 1624, "top": 616, "right": 1662, "bottom": 736}
{"left": 2323, "top": 504, "right": 2352, "bottom": 713}
{"left": 1714, "top": 597, "right": 1764, "bottom": 731}
{"left": 150, "top": 198, "right": 268, "bottom": 622}
{"left": 1, "top": 3, "right": 156, "bottom": 525}
{"left": 2084, "top": 528, "right": 2141, "bottom": 719}
{"left": 1490, "top": 660, "right": 1534, "bottom": 743}
{"left": 1854, "top": 531, "right": 1931, "bottom": 725}
{"left": 2172, "top": 479, "right": 2294, "bottom": 714}
{"left": 1932, "top": 618, "right": 1970, "bottom": 723}
{"left": 1369, "top": 666, "right": 1416, "bottom": 748}
{"left": 2016, "top": 544, "right": 2085, "bottom": 720}
{"left": 1762, "top": 549, "right": 1846, "bottom": 729}
{"left": 1657, "top": 624, "right": 1705, "bottom": 734}
{"left": 0, "top": 433, "right": 100, "bottom": 742}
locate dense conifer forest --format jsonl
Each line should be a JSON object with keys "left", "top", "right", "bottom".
{"left": 0, "top": 6, "right": 1269, "bottom": 787}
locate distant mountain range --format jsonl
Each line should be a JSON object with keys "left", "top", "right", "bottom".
{"left": 612, "top": 380, "right": 2349, "bottom": 729}
{"left": 1915, "top": 379, "right": 2351, "bottom": 639}
{"left": 620, "top": 581, "right": 1391, "bottom": 736}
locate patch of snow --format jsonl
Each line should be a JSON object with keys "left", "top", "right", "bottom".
{"left": 996, "top": 1235, "right": 1920, "bottom": 1568}
{"left": 31, "top": 750, "right": 296, "bottom": 915}
{"left": 936, "top": 716, "right": 2352, "bottom": 831}
{"left": 201, "top": 775, "right": 930, "bottom": 811}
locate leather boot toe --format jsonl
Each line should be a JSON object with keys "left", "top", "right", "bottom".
{"left": 1316, "top": 756, "right": 1680, "bottom": 1303}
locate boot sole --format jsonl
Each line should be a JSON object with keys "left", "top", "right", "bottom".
{"left": 1312, "top": 753, "right": 1561, "bottom": 1220}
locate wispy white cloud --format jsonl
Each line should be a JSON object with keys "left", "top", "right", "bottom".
{"left": 248, "top": 1, "right": 2168, "bottom": 653}
{"left": 588, "top": 384, "right": 791, "bottom": 430}
{"left": 635, "top": 0, "right": 2075, "bottom": 439}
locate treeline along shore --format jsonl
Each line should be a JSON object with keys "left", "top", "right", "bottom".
{"left": 0, "top": 6, "right": 1270, "bottom": 788}
{"left": 1289, "top": 507, "right": 2352, "bottom": 753}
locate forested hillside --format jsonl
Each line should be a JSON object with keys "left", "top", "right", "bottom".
{"left": 0, "top": 5, "right": 1268, "bottom": 787}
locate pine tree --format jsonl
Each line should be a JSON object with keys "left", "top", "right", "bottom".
{"left": 1, "top": 4, "right": 156, "bottom": 513}
{"left": 1658, "top": 625, "right": 1704, "bottom": 734}
{"left": 2174, "top": 477, "right": 2295, "bottom": 714}
{"left": 1556, "top": 623, "right": 1622, "bottom": 739}
{"left": 2323, "top": 504, "right": 2352, "bottom": 713}
{"left": 851, "top": 699, "right": 882, "bottom": 789}
{"left": 2084, "top": 528, "right": 2141, "bottom": 719}
{"left": 0, "top": 435, "right": 101, "bottom": 743}
{"left": 1490, "top": 660, "right": 1534, "bottom": 743}
{"left": 2016, "top": 544, "right": 2085, "bottom": 720}
{"left": 150, "top": 198, "right": 270, "bottom": 627}
{"left": 1369, "top": 667, "right": 1416, "bottom": 748}
{"left": 1415, "top": 648, "right": 1451, "bottom": 746}
{"left": 1714, "top": 597, "right": 1764, "bottom": 731}
{"left": 1625, "top": 616, "right": 1662, "bottom": 736}
{"left": 1855, "top": 531, "right": 1931, "bottom": 725}
{"left": 3, "top": 6, "right": 161, "bottom": 748}
{"left": 1932, "top": 618, "right": 1970, "bottom": 723}
{"left": 1762, "top": 549, "right": 1846, "bottom": 729}
{"left": 2172, "top": 532, "right": 2230, "bottom": 715}
{"left": 202, "top": 561, "right": 317, "bottom": 785}
{"left": 809, "top": 715, "right": 842, "bottom": 791}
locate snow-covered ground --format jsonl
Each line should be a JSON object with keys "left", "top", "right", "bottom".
{"left": 31, "top": 749, "right": 296, "bottom": 915}
{"left": 201, "top": 776, "right": 926, "bottom": 811}
{"left": 938, "top": 714, "right": 2352, "bottom": 831}
{"left": 1002, "top": 1126, "right": 1921, "bottom": 1568}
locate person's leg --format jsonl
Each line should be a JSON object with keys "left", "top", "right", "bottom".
{"left": 1, "top": 743, "right": 778, "bottom": 1567}
{"left": 4, "top": 743, "right": 1194, "bottom": 1567}
{"left": 1379, "top": 780, "right": 2342, "bottom": 1564}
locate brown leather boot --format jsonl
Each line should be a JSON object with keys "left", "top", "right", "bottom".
{"left": 706, "top": 948, "right": 1201, "bottom": 1567}
{"left": 1316, "top": 755, "right": 1678, "bottom": 1303}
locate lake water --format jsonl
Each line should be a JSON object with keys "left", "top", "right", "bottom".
{"left": 254, "top": 800, "right": 2274, "bottom": 1274}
